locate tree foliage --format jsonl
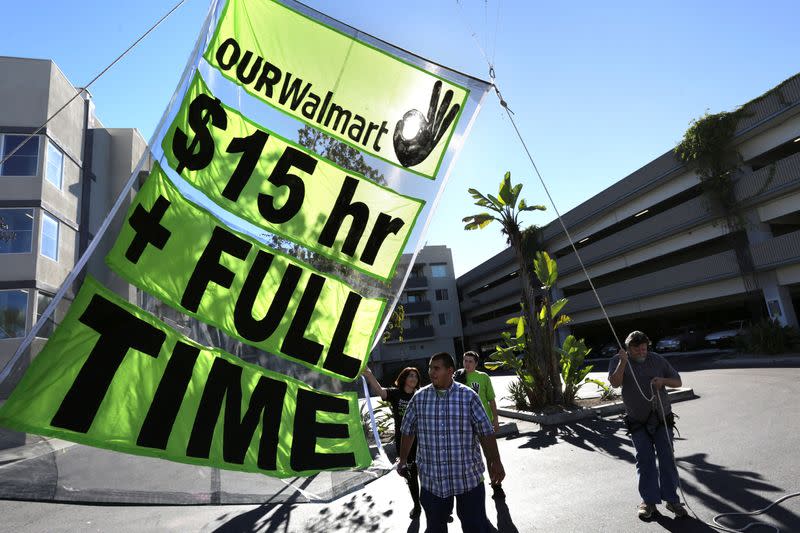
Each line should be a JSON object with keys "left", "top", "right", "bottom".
{"left": 675, "top": 109, "right": 745, "bottom": 228}
{"left": 298, "top": 125, "right": 385, "bottom": 184}
{"left": 464, "top": 173, "right": 568, "bottom": 407}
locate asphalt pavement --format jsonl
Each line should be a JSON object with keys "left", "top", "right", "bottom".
{"left": 1, "top": 358, "right": 799, "bottom": 532}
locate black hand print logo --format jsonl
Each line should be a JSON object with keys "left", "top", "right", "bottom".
{"left": 393, "top": 80, "right": 461, "bottom": 168}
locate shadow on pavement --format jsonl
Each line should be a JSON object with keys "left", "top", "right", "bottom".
{"left": 651, "top": 513, "right": 716, "bottom": 532}
{"left": 210, "top": 478, "right": 305, "bottom": 533}
{"left": 676, "top": 452, "right": 800, "bottom": 532}
{"left": 493, "top": 496, "right": 519, "bottom": 532}
{"left": 212, "top": 491, "right": 392, "bottom": 533}
{"left": 512, "top": 417, "right": 635, "bottom": 463}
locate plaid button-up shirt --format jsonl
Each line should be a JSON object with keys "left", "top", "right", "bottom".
{"left": 400, "top": 380, "right": 494, "bottom": 498}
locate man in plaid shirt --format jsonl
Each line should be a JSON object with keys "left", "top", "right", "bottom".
{"left": 398, "top": 352, "right": 505, "bottom": 532}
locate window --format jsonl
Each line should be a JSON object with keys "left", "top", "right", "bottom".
{"left": 45, "top": 140, "right": 64, "bottom": 189}
{"left": 435, "top": 288, "right": 449, "bottom": 301}
{"left": 40, "top": 212, "right": 59, "bottom": 261}
{"left": 438, "top": 312, "right": 451, "bottom": 326}
{"left": 36, "top": 292, "right": 54, "bottom": 338}
{"left": 0, "top": 208, "right": 34, "bottom": 253}
{"left": 431, "top": 263, "right": 448, "bottom": 278}
{"left": 0, "top": 134, "right": 39, "bottom": 176}
{"left": 0, "top": 289, "right": 28, "bottom": 339}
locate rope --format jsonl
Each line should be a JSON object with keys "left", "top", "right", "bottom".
{"left": 0, "top": 0, "right": 187, "bottom": 170}
{"left": 454, "top": 0, "right": 494, "bottom": 74}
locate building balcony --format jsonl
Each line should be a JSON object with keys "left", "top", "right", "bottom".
{"left": 382, "top": 325, "right": 436, "bottom": 343}
{"left": 736, "top": 151, "right": 800, "bottom": 204}
{"left": 459, "top": 275, "right": 522, "bottom": 313}
{"left": 751, "top": 229, "right": 800, "bottom": 270}
{"left": 403, "top": 300, "right": 432, "bottom": 315}
{"left": 401, "top": 325, "right": 436, "bottom": 341}
{"left": 462, "top": 313, "right": 518, "bottom": 338}
{"left": 404, "top": 276, "right": 428, "bottom": 290}
{"left": 564, "top": 250, "right": 741, "bottom": 314}
{"left": 557, "top": 195, "right": 712, "bottom": 277}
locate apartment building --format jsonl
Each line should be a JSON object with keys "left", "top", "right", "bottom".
{"left": 0, "top": 57, "right": 149, "bottom": 376}
{"left": 459, "top": 74, "right": 800, "bottom": 354}
{"left": 371, "top": 245, "right": 464, "bottom": 381}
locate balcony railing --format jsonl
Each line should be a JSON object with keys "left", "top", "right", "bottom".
{"left": 382, "top": 325, "right": 436, "bottom": 343}
{"left": 403, "top": 300, "right": 432, "bottom": 315}
{"left": 564, "top": 250, "right": 740, "bottom": 314}
{"left": 401, "top": 325, "right": 435, "bottom": 340}
{"left": 459, "top": 275, "right": 522, "bottom": 313}
{"left": 558, "top": 195, "right": 712, "bottom": 277}
{"left": 462, "top": 313, "right": 518, "bottom": 337}
{"left": 405, "top": 276, "right": 428, "bottom": 289}
{"left": 736, "top": 151, "right": 800, "bottom": 203}
{"left": 752, "top": 229, "right": 800, "bottom": 270}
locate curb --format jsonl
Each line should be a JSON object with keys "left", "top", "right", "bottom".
{"left": 712, "top": 355, "right": 800, "bottom": 368}
{"left": 497, "top": 387, "right": 695, "bottom": 425}
{"left": 495, "top": 422, "right": 519, "bottom": 438}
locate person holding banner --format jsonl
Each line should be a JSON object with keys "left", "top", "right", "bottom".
{"left": 362, "top": 366, "right": 422, "bottom": 518}
{"left": 398, "top": 352, "right": 504, "bottom": 532}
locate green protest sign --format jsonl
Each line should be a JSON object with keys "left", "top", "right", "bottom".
{"left": 105, "top": 163, "right": 386, "bottom": 381}
{"left": 162, "top": 72, "right": 424, "bottom": 282}
{"left": 0, "top": 277, "right": 371, "bottom": 477}
{"left": 204, "top": 0, "right": 469, "bottom": 179}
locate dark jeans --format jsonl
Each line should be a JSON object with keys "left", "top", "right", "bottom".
{"left": 420, "top": 483, "right": 488, "bottom": 533}
{"left": 630, "top": 425, "right": 679, "bottom": 504}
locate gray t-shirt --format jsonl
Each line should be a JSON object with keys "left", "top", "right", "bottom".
{"left": 608, "top": 352, "right": 680, "bottom": 422}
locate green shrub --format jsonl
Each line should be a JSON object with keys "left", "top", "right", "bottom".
{"left": 746, "top": 318, "right": 800, "bottom": 354}
{"left": 558, "top": 335, "right": 593, "bottom": 405}
{"left": 361, "top": 399, "right": 394, "bottom": 442}
{"left": 585, "top": 378, "right": 619, "bottom": 401}
{"left": 505, "top": 378, "right": 532, "bottom": 411}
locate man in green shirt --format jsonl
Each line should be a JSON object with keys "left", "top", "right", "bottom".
{"left": 457, "top": 351, "right": 504, "bottom": 499}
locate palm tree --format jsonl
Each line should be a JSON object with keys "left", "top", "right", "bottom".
{"left": 463, "top": 171, "right": 562, "bottom": 406}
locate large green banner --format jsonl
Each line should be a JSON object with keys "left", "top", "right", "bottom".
{"left": 0, "top": 0, "right": 491, "bottom": 487}
{"left": 105, "top": 164, "right": 386, "bottom": 381}
{"left": 162, "top": 72, "right": 425, "bottom": 282}
{"left": 204, "top": 0, "right": 470, "bottom": 179}
{"left": 0, "top": 277, "right": 371, "bottom": 478}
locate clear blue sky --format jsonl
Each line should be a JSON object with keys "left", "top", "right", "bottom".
{"left": 3, "top": 0, "right": 799, "bottom": 276}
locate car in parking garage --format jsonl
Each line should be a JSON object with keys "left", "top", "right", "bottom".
{"left": 654, "top": 326, "right": 706, "bottom": 352}
{"left": 704, "top": 320, "right": 747, "bottom": 348}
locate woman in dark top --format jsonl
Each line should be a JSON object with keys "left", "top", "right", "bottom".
{"left": 363, "top": 366, "right": 421, "bottom": 518}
